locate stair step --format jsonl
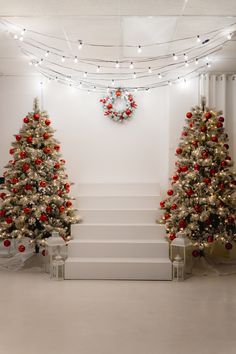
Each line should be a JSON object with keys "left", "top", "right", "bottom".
{"left": 76, "top": 183, "right": 160, "bottom": 196}
{"left": 79, "top": 209, "right": 160, "bottom": 224}
{"left": 75, "top": 195, "right": 161, "bottom": 210}
{"left": 67, "top": 239, "right": 169, "bottom": 258}
{"left": 71, "top": 223, "right": 165, "bottom": 240}
{"left": 65, "top": 257, "right": 172, "bottom": 280}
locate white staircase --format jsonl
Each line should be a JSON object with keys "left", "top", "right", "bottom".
{"left": 65, "top": 183, "right": 172, "bottom": 280}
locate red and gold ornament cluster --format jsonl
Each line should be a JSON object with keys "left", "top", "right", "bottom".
{"left": 100, "top": 89, "right": 137, "bottom": 123}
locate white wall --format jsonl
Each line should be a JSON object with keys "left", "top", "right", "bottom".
{"left": 0, "top": 75, "right": 200, "bottom": 194}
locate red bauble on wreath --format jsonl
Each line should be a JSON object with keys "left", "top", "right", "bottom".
{"left": 100, "top": 89, "right": 137, "bottom": 123}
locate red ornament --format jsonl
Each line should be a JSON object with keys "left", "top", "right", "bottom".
{"left": 107, "top": 104, "right": 113, "bottom": 109}
{"left": 217, "top": 122, "right": 223, "bottom": 129}
{"left": 167, "top": 189, "right": 174, "bottom": 196}
{"left": 218, "top": 117, "right": 224, "bottom": 122}
{"left": 181, "top": 165, "right": 188, "bottom": 172}
{"left": 203, "top": 177, "right": 211, "bottom": 185}
{"left": 219, "top": 183, "right": 225, "bottom": 190}
{"left": 116, "top": 90, "right": 121, "bottom": 97}
{"left": 126, "top": 109, "right": 131, "bottom": 116}
{"left": 182, "top": 131, "right": 188, "bottom": 137}
{"left": 226, "top": 156, "right": 231, "bottom": 161}
{"left": 15, "top": 134, "right": 21, "bottom": 141}
{"left": 46, "top": 205, "right": 52, "bottom": 213}
{"left": 59, "top": 205, "right": 65, "bottom": 213}
{"left": 43, "top": 147, "right": 51, "bottom": 155}
{"left": 176, "top": 147, "right": 182, "bottom": 155}
{"left": 43, "top": 133, "right": 49, "bottom": 140}
{"left": 211, "top": 135, "right": 218, "bottom": 142}
{"left": 202, "top": 151, "right": 209, "bottom": 159}
{"left": 54, "top": 163, "right": 60, "bottom": 169}
{"left": 160, "top": 201, "right": 165, "bottom": 208}
{"left": 194, "top": 205, "right": 202, "bottom": 213}
{"left": 11, "top": 177, "right": 19, "bottom": 184}
{"left": 194, "top": 164, "right": 200, "bottom": 171}
{"left": 5, "top": 216, "right": 13, "bottom": 224}
{"left": 23, "top": 117, "right": 29, "bottom": 123}
{"left": 9, "top": 148, "right": 15, "bottom": 155}
{"left": 186, "top": 188, "right": 194, "bottom": 197}
{"left": 179, "top": 219, "right": 187, "bottom": 229}
{"left": 3, "top": 239, "right": 11, "bottom": 247}
{"left": 172, "top": 175, "right": 179, "bottom": 182}
{"left": 169, "top": 233, "right": 176, "bottom": 241}
{"left": 186, "top": 112, "right": 192, "bottom": 119}
{"left": 12, "top": 188, "right": 18, "bottom": 194}
{"left": 210, "top": 169, "right": 217, "bottom": 176}
{"left": 53, "top": 174, "right": 58, "bottom": 180}
{"left": 23, "top": 207, "right": 31, "bottom": 214}
{"left": 22, "top": 163, "right": 30, "bottom": 172}
{"left": 45, "top": 119, "right": 51, "bottom": 126}
{"left": 225, "top": 242, "right": 233, "bottom": 250}
{"left": 192, "top": 250, "right": 200, "bottom": 257}
{"left": 40, "top": 214, "right": 48, "bottom": 222}
{"left": 27, "top": 136, "right": 33, "bottom": 143}
{"left": 200, "top": 126, "right": 207, "bottom": 132}
{"left": 66, "top": 201, "right": 72, "bottom": 208}
{"left": 189, "top": 122, "right": 194, "bottom": 128}
{"left": 39, "top": 181, "right": 46, "bottom": 188}
{"left": 192, "top": 141, "right": 198, "bottom": 147}
{"left": 35, "top": 158, "right": 43, "bottom": 165}
{"left": 205, "top": 112, "right": 212, "bottom": 119}
{"left": 177, "top": 168, "right": 182, "bottom": 173}
{"left": 221, "top": 161, "right": 227, "bottom": 167}
{"left": 20, "top": 151, "right": 27, "bottom": 159}
{"left": 25, "top": 184, "right": 32, "bottom": 191}
{"left": 58, "top": 190, "right": 63, "bottom": 196}
{"left": 171, "top": 204, "right": 177, "bottom": 210}
{"left": 164, "top": 213, "right": 171, "bottom": 220}
{"left": 60, "top": 159, "right": 65, "bottom": 164}
{"left": 42, "top": 249, "right": 48, "bottom": 256}
{"left": 207, "top": 235, "right": 214, "bottom": 243}
{"left": 18, "top": 244, "right": 25, "bottom": 252}
{"left": 0, "top": 193, "right": 6, "bottom": 200}
{"left": 64, "top": 183, "right": 70, "bottom": 190}
{"left": 224, "top": 144, "right": 229, "bottom": 150}
{"left": 54, "top": 145, "right": 60, "bottom": 151}
{"left": 34, "top": 113, "right": 40, "bottom": 120}
{"left": 0, "top": 209, "right": 6, "bottom": 217}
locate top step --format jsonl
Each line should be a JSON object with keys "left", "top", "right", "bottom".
{"left": 76, "top": 183, "right": 160, "bottom": 196}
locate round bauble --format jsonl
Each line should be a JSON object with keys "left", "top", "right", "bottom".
{"left": 211, "top": 135, "right": 218, "bottom": 142}
{"left": 210, "top": 169, "right": 217, "bottom": 176}
{"left": 205, "top": 112, "right": 212, "bottom": 119}
{"left": 9, "top": 148, "right": 15, "bottom": 155}
{"left": 217, "top": 122, "right": 223, "bottom": 129}
{"left": 116, "top": 90, "right": 121, "bottom": 97}
{"left": 200, "top": 126, "right": 207, "bottom": 132}
{"left": 107, "top": 103, "right": 113, "bottom": 109}
{"left": 54, "top": 145, "right": 60, "bottom": 151}
{"left": 12, "top": 188, "right": 18, "bottom": 194}
{"left": 194, "top": 164, "right": 200, "bottom": 171}
{"left": 169, "top": 233, "right": 176, "bottom": 241}
{"left": 186, "top": 112, "right": 192, "bottom": 119}
{"left": 224, "top": 144, "right": 229, "bottom": 150}
{"left": 11, "top": 177, "right": 19, "bottom": 184}
{"left": 43, "top": 147, "right": 51, "bottom": 154}
{"left": 25, "top": 184, "right": 32, "bottom": 191}
{"left": 40, "top": 214, "right": 48, "bottom": 222}
{"left": 66, "top": 201, "right": 72, "bottom": 208}
{"left": 218, "top": 117, "right": 224, "bottom": 122}
{"left": 15, "top": 135, "right": 21, "bottom": 141}
{"left": 207, "top": 235, "right": 214, "bottom": 243}
{"left": 22, "top": 163, "right": 30, "bottom": 172}
{"left": 53, "top": 174, "right": 58, "bottom": 180}
{"left": 45, "top": 119, "right": 51, "bottom": 126}
{"left": 59, "top": 205, "right": 65, "bottom": 213}
{"left": 27, "top": 136, "right": 33, "bottom": 143}
{"left": 160, "top": 201, "right": 165, "bottom": 208}
{"left": 172, "top": 175, "right": 179, "bottom": 182}
{"left": 167, "top": 189, "right": 174, "bottom": 196}
{"left": 54, "top": 163, "right": 60, "bottom": 169}
{"left": 221, "top": 161, "right": 227, "bottom": 167}
{"left": 179, "top": 219, "right": 187, "bottom": 229}
{"left": 194, "top": 205, "right": 202, "bottom": 213}
{"left": 20, "top": 151, "right": 27, "bottom": 159}
{"left": 0, "top": 209, "right": 6, "bottom": 217}
{"left": 3, "top": 239, "right": 11, "bottom": 247}
{"left": 203, "top": 177, "right": 211, "bottom": 185}
{"left": 164, "top": 213, "right": 171, "bottom": 220}
{"left": 225, "top": 242, "right": 233, "bottom": 250}
{"left": 18, "top": 244, "right": 25, "bottom": 252}
{"left": 186, "top": 188, "right": 194, "bottom": 197}
{"left": 43, "top": 133, "right": 49, "bottom": 140}
{"left": 23, "top": 117, "right": 29, "bottom": 123}
{"left": 34, "top": 113, "right": 40, "bottom": 120}
{"left": 35, "top": 158, "right": 42, "bottom": 165}
{"left": 171, "top": 204, "right": 177, "bottom": 210}
{"left": 176, "top": 147, "right": 182, "bottom": 155}
{"left": 181, "top": 165, "right": 188, "bottom": 172}
{"left": 0, "top": 193, "right": 6, "bottom": 199}
{"left": 192, "top": 250, "right": 200, "bottom": 257}
{"left": 182, "top": 131, "right": 188, "bottom": 137}
{"left": 39, "top": 181, "right": 46, "bottom": 188}
{"left": 5, "top": 216, "right": 13, "bottom": 224}
{"left": 46, "top": 206, "right": 52, "bottom": 213}
{"left": 23, "top": 207, "right": 31, "bottom": 214}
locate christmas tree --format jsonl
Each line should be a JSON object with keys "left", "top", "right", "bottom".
{"left": 160, "top": 102, "right": 236, "bottom": 257}
{"left": 0, "top": 98, "right": 79, "bottom": 251}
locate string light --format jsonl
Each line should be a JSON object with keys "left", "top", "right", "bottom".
{"left": 20, "top": 29, "right": 26, "bottom": 36}
{"left": 227, "top": 33, "right": 232, "bottom": 40}
{"left": 130, "top": 62, "right": 134, "bottom": 69}
{"left": 158, "top": 73, "right": 162, "bottom": 79}
{"left": 93, "top": 86, "right": 96, "bottom": 91}
{"left": 133, "top": 72, "right": 136, "bottom": 79}
{"left": 61, "top": 56, "right": 65, "bottom": 63}
{"left": 13, "top": 34, "right": 18, "bottom": 40}
{"left": 197, "top": 35, "right": 201, "bottom": 43}
{"left": 83, "top": 72, "right": 87, "bottom": 78}
{"left": 96, "top": 65, "right": 100, "bottom": 73}
{"left": 19, "top": 35, "right": 24, "bottom": 41}
{"left": 184, "top": 53, "right": 188, "bottom": 60}
{"left": 78, "top": 40, "right": 83, "bottom": 50}
{"left": 112, "top": 79, "right": 115, "bottom": 86}
{"left": 29, "top": 61, "right": 33, "bottom": 66}
{"left": 44, "top": 50, "right": 49, "bottom": 57}
{"left": 206, "top": 62, "right": 211, "bottom": 68}
{"left": 195, "top": 58, "right": 199, "bottom": 65}
{"left": 185, "top": 61, "right": 189, "bottom": 67}
{"left": 137, "top": 45, "right": 142, "bottom": 53}
{"left": 74, "top": 56, "right": 78, "bottom": 63}
{"left": 115, "top": 61, "right": 120, "bottom": 69}
{"left": 79, "top": 82, "right": 82, "bottom": 89}
{"left": 168, "top": 81, "right": 172, "bottom": 86}
{"left": 173, "top": 53, "right": 178, "bottom": 61}
{"left": 148, "top": 67, "right": 152, "bottom": 74}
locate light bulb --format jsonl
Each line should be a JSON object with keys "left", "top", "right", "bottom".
{"left": 133, "top": 72, "right": 136, "bottom": 79}
{"left": 74, "top": 56, "right": 78, "bottom": 63}
{"left": 158, "top": 73, "right": 162, "bottom": 79}
{"left": 13, "top": 34, "right": 18, "bottom": 40}
{"left": 168, "top": 81, "right": 172, "bottom": 86}
{"left": 79, "top": 82, "right": 82, "bottom": 89}
{"left": 134, "top": 88, "right": 138, "bottom": 92}
{"left": 173, "top": 53, "right": 178, "bottom": 60}
{"left": 207, "top": 62, "right": 211, "bottom": 68}
{"left": 61, "top": 56, "right": 65, "bottom": 63}
{"left": 29, "top": 61, "right": 33, "bottom": 66}
{"left": 130, "top": 62, "right": 134, "bottom": 69}
{"left": 197, "top": 35, "right": 201, "bottom": 43}
{"left": 137, "top": 45, "right": 142, "bottom": 53}
{"left": 185, "top": 61, "right": 189, "bottom": 67}
{"left": 227, "top": 33, "right": 232, "bottom": 40}
{"left": 93, "top": 86, "right": 96, "bottom": 91}
{"left": 39, "top": 58, "right": 44, "bottom": 65}
{"left": 195, "top": 58, "right": 199, "bottom": 65}
{"left": 44, "top": 51, "right": 49, "bottom": 57}
{"left": 55, "top": 77, "right": 58, "bottom": 82}
{"left": 148, "top": 67, "right": 152, "bottom": 74}
{"left": 19, "top": 36, "right": 24, "bottom": 41}
{"left": 96, "top": 66, "right": 100, "bottom": 73}
{"left": 115, "top": 61, "right": 120, "bottom": 68}
{"left": 34, "top": 62, "right": 39, "bottom": 67}
{"left": 112, "top": 80, "right": 115, "bottom": 86}
{"left": 83, "top": 72, "right": 87, "bottom": 78}
{"left": 78, "top": 40, "right": 83, "bottom": 50}
{"left": 184, "top": 53, "right": 188, "bottom": 60}
{"left": 20, "top": 29, "right": 26, "bottom": 36}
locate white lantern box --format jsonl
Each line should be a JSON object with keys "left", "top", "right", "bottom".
{"left": 170, "top": 231, "right": 193, "bottom": 275}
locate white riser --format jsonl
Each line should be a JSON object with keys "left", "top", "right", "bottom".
{"left": 71, "top": 224, "right": 166, "bottom": 240}
{"left": 76, "top": 195, "right": 161, "bottom": 210}
{"left": 79, "top": 209, "right": 160, "bottom": 224}
{"left": 65, "top": 257, "right": 172, "bottom": 280}
{"left": 76, "top": 183, "right": 160, "bottom": 196}
{"left": 67, "top": 240, "right": 169, "bottom": 258}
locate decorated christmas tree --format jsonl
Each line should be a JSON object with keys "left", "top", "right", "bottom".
{"left": 160, "top": 101, "right": 236, "bottom": 256}
{"left": 0, "top": 98, "right": 79, "bottom": 251}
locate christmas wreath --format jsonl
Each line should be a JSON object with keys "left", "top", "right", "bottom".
{"left": 100, "top": 89, "right": 137, "bottom": 123}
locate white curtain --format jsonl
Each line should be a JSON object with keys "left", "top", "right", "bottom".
{"left": 199, "top": 73, "right": 236, "bottom": 162}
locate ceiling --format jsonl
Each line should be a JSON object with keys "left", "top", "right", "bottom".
{"left": 0, "top": 0, "right": 236, "bottom": 91}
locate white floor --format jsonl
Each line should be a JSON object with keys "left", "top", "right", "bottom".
{"left": 0, "top": 269, "right": 236, "bottom": 354}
